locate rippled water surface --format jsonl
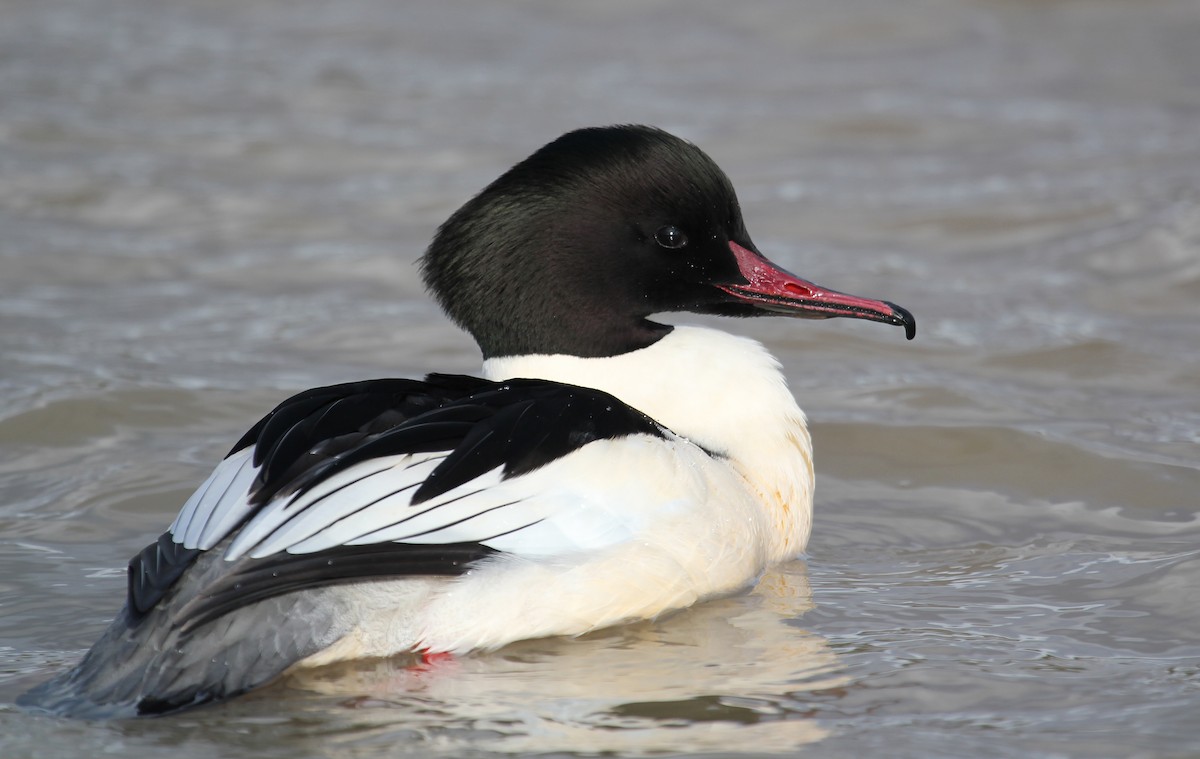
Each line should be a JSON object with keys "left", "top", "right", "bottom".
{"left": 3, "top": 1, "right": 1199, "bottom": 757}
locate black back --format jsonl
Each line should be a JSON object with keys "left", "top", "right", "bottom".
{"left": 126, "top": 374, "right": 667, "bottom": 629}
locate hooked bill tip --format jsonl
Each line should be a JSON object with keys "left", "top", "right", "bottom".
{"left": 887, "top": 301, "right": 917, "bottom": 340}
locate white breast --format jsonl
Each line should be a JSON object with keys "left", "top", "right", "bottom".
{"left": 483, "top": 325, "right": 815, "bottom": 561}
{"left": 302, "top": 326, "right": 816, "bottom": 662}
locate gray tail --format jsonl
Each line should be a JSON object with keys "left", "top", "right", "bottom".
{"left": 18, "top": 567, "right": 351, "bottom": 718}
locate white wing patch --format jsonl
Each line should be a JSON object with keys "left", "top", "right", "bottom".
{"left": 166, "top": 432, "right": 717, "bottom": 569}
{"left": 169, "top": 447, "right": 259, "bottom": 551}
{"left": 226, "top": 452, "right": 515, "bottom": 560}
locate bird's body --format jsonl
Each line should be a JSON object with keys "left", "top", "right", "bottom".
{"left": 19, "top": 125, "right": 913, "bottom": 718}
{"left": 299, "top": 324, "right": 813, "bottom": 661}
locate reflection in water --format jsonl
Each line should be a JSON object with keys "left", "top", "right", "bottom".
{"left": 276, "top": 567, "right": 843, "bottom": 755}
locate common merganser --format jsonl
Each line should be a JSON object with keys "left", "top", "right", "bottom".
{"left": 19, "top": 125, "right": 914, "bottom": 719}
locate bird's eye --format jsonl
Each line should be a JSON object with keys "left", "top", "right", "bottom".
{"left": 654, "top": 225, "right": 688, "bottom": 249}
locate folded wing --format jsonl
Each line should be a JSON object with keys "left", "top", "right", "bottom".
{"left": 134, "top": 374, "right": 669, "bottom": 630}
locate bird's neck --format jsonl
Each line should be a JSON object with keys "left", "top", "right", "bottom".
{"left": 482, "top": 325, "right": 814, "bottom": 558}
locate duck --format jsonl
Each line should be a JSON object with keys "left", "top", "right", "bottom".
{"left": 19, "top": 125, "right": 914, "bottom": 719}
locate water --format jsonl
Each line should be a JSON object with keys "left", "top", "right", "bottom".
{"left": 2, "top": 0, "right": 1199, "bottom": 756}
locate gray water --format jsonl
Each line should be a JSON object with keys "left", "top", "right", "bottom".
{"left": 2, "top": 1, "right": 1199, "bottom": 757}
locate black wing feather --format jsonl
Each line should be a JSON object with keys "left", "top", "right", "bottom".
{"left": 127, "top": 376, "right": 491, "bottom": 622}
{"left": 271, "top": 380, "right": 666, "bottom": 507}
{"left": 127, "top": 533, "right": 203, "bottom": 620}
{"left": 126, "top": 374, "right": 665, "bottom": 632}
{"left": 175, "top": 541, "right": 499, "bottom": 634}
{"left": 246, "top": 375, "right": 493, "bottom": 505}
{"left": 412, "top": 381, "right": 664, "bottom": 503}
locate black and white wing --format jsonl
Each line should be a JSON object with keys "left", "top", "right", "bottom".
{"left": 134, "top": 374, "right": 669, "bottom": 628}
{"left": 21, "top": 373, "right": 674, "bottom": 718}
